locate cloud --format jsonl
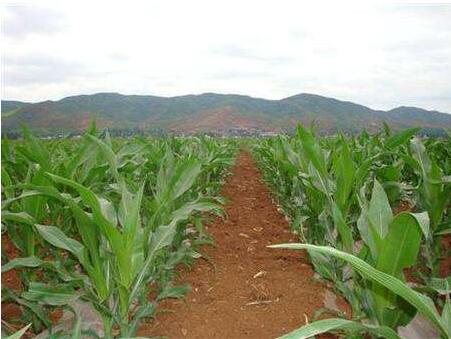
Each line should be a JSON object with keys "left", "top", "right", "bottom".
{"left": 213, "top": 45, "right": 294, "bottom": 65}
{"left": 1, "top": 1, "right": 451, "bottom": 112}
{"left": 2, "top": 5, "right": 65, "bottom": 39}
{"left": 205, "top": 70, "right": 272, "bottom": 80}
{"left": 3, "top": 54, "right": 89, "bottom": 86}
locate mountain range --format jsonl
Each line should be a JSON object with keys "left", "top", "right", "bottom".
{"left": 2, "top": 92, "right": 451, "bottom": 136}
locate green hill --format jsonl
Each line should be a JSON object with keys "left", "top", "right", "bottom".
{"left": 2, "top": 92, "right": 451, "bottom": 135}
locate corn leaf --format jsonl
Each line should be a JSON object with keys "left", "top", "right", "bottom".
{"left": 277, "top": 318, "right": 400, "bottom": 339}
{"left": 385, "top": 128, "right": 420, "bottom": 149}
{"left": 4, "top": 324, "right": 31, "bottom": 339}
{"left": 22, "top": 282, "right": 78, "bottom": 306}
{"left": 368, "top": 179, "right": 392, "bottom": 241}
{"left": 269, "top": 243, "right": 448, "bottom": 337}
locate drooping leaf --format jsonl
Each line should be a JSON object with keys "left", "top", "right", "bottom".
{"left": 4, "top": 324, "right": 31, "bottom": 339}
{"left": 35, "top": 225, "right": 86, "bottom": 264}
{"left": 269, "top": 244, "right": 448, "bottom": 337}
{"left": 22, "top": 282, "right": 78, "bottom": 306}
{"left": 277, "top": 318, "right": 400, "bottom": 339}
{"left": 2, "top": 256, "right": 44, "bottom": 273}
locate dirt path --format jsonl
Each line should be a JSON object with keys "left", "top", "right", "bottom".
{"left": 139, "top": 151, "right": 349, "bottom": 339}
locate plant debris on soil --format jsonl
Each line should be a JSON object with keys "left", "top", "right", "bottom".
{"left": 138, "top": 151, "right": 350, "bottom": 339}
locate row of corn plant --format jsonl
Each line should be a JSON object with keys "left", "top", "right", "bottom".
{"left": 1, "top": 124, "right": 237, "bottom": 337}
{"left": 253, "top": 124, "right": 450, "bottom": 338}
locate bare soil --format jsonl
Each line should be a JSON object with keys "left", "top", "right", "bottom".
{"left": 440, "top": 234, "right": 451, "bottom": 278}
{"left": 138, "top": 151, "right": 350, "bottom": 339}
{"left": 1, "top": 234, "right": 24, "bottom": 330}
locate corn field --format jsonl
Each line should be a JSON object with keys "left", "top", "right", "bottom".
{"left": 1, "top": 124, "right": 237, "bottom": 338}
{"left": 253, "top": 124, "right": 450, "bottom": 338}
{"left": 1, "top": 123, "right": 450, "bottom": 339}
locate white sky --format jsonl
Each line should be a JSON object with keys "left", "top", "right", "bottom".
{"left": 1, "top": 0, "right": 451, "bottom": 112}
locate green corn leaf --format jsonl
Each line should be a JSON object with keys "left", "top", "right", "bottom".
{"left": 334, "top": 138, "right": 355, "bottom": 214}
{"left": 129, "top": 302, "right": 157, "bottom": 335}
{"left": 268, "top": 243, "right": 448, "bottom": 337}
{"left": 1, "top": 166, "right": 14, "bottom": 199}
{"left": 357, "top": 187, "right": 380, "bottom": 260}
{"left": 355, "top": 155, "right": 379, "bottom": 186}
{"left": 383, "top": 122, "right": 392, "bottom": 136}
{"left": 21, "top": 126, "right": 50, "bottom": 169}
{"left": 442, "top": 296, "right": 451, "bottom": 336}
{"left": 65, "top": 199, "right": 101, "bottom": 265}
{"left": 64, "top": 139, "right": 92, "bottom": 179}
{"left": 401, "top": 153, "right": 421, "bottom": 173}
{"left": 118, "top": 182, "right": 145, "bottom": 287}
{"left": 35, "top": 224, "right": 86, "bottom": 265}
{"left": 2, "top": 255, "right": 86, "bottom": 285}
{"left": 1, "top": 190, "right": 43, "bottom": 210}
{"left": 332, "top": 203, "right": 353, "bottom": 253}
{"left": 368, "top": 179, "right": 393, "bottom": 240}
{"left": 376, "top": 213, "right": 423, "bottom": 276}
{"left": 374, "top": 213, "right": 423, "bottom": 327}
{"left": 45, "top": 173, "right": 122, "bottom": 251}
{"left": 120, "top": 182, "right": 144, "bottom": 245}
{"left": 410, "top": 211, "right": 430, "bottom": 239}
{"left": 21, "top": 170, "right": 49, "bottom": 226}
{"left": 171, "top": 199, "right": 221, "bottom": 223}
{"left": 4, "top": 324, "right": 31, "bottom": 339}
{"left": 428, "top": 161, "right": 447, "bottom": 229}
{"left": 1, "top": 211, "right": 36, "bottom": 225}
{"left": 430, "top": 277, "right": 451, "bottom": 295}
{"left": 15, "top": 183, "right": 102, "bottom": 268}
{"left": 2, "top": 289, "right": 53, "bottom": 328}
{"left": 15, "top": 296, "right": 53, "bottom": 328}
{"left": 130, "top": 220, "right": 177, "bottom": 302}
{"left": 148, "top": 222, "right": 177, "bottom": 255}
{"left": 277, "top": 318, "right": 400, "bottom": 339}
{"left": 172, "top": 159, "right": 202, "bottom": 200}
{"left": 385, "top": 128, "right": 420, "bottom": 149}
{"left": 2, "top": 256, "right": 44, "bottom": 272}
{"left": 22, "top": 282, "right": 78, "bottom": 306}
{"left": 435, "top": 227, "right": 451, "bottom": 236}
{"left": 296, "top": 124, "right": 327, "bottom": 178}
{"left": 98, "top": 197, "right": 118, "bottom": 226}
{"left": 86, "top": 134, "right": 119, "bottom": 180}
{"left": 308, "top": 162, "right": 331, "bottom": 198}
{"left": 410, "top": 137, "right": 431, "bottom": 177}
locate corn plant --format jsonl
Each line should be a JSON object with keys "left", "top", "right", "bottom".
{"left": 254, "top": 124, "right": 450, "bottom": 338}
{"left": 403, "top": 137, "right": 451, "bottom": 278}
{"left": 270, "top": 243, "right": 450, "bottom": 339}
{"left": 1, "top": 126, "right": 236, "bottom": 337}
{"left": 270, "top": 179, "right": 450, "bottom": 338}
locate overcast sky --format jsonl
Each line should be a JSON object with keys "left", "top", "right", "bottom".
{"left": 2, "top": 1, "right": 451, "bottom": 112}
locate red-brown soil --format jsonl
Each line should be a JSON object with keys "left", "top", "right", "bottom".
{"left": 1, "top": 236, "right": 63, "bottom": 336}
{"left": 2, "top": 235, "right": 26, "bottom": 333}
{"left": 440, "top": 234, "right": 451, "bottom": 278}
{"left": 138, "top": 151, "right": 349, "bottom": 339}
{"left": 1, "top": 234, "right": 22, "bottom": 291}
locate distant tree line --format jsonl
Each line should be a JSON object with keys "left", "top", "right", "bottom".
{"left": 1, "top": 125, "right": 448, "bottom": 139}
